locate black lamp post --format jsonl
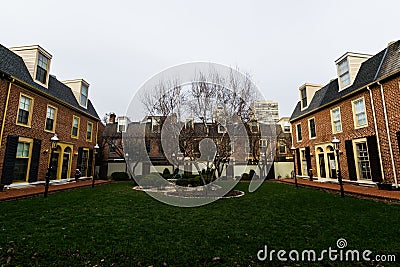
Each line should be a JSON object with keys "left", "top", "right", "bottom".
{"left": 290, "top": 146, "right": 298, "bottom": 188}
{"left": 44, "top": 134, "right": 59, "bottom": 198}
{"left": 332, "top": 136, "right": 344, "bottom": 198}
{"left": 92, "top": 143, "right": 99, "bottom": 188}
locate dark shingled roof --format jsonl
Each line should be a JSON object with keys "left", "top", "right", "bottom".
{"left": 0, "top": 44, "right": 99, "bottom": 119}
{"left": 290, "top": 40, "right": 400, "bottom": 121}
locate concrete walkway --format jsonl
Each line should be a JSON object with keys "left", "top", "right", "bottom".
{"left": 0, "top": 179, "right": 112, "bottom": 201}
{"left": 278, "top": 178, "right": 400, "bottom": 203}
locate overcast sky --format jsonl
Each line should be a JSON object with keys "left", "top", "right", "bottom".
{"left": 1, "top": 0, "right": 399, "bottom": 120}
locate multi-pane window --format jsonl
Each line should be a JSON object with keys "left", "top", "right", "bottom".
{"left": 17, "top": 95, "right": 32, "bottom": 125}
{"left": 355, "top": 142, "right": 371, "bottom": 180}
{"left": 71, "top": 116, "right": 80, "bottom": 138}
{"left": 36, "top": 53, "right": 49, "bottom": 84}
{"left": 14, "top": 142, "right": 30, "bottom": 181}
{"left": 338, "top": 59, "right": 350, "bottom": 88}
{"left": 353, "top": 98, "right": 367, "bottom": 127}
{"left": 309, "top": 118, "right": 316, "bottom": 138}
{"left": 45, "top": 106, "right": 56, "bottom": 131}
{"left": 87, "top": 122, "right": 93, "bottom": 141}
{"left": 80, "top": 84, "right": 88, "bottom": 106}
{"left": 301, "top": 88, "right": 307, "bottom": 108}
{"left": 296, "top": 124, "right": 302, "bottom": 141}
{"left": 331, "top": 108, "right": 342, "bottom": 133}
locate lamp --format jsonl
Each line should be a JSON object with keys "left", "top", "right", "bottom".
{"left": 92, "top": 144, "right": 100, "bottom": 188}
{"left": 290, "top": 146, "right": 298, "bottom": 188}
{"left": 331, "top": 136, "right": 344, "bottom": 197}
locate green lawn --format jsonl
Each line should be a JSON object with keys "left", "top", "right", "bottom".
{"left": 0, "top": 182, "right": 399, "bottom": 266}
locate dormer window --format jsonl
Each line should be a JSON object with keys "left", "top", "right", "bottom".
{"left": 36, "top": 53, "right": 49, "bottom": 84}
{"left": 80, "top": 84, "right": 88, "bottom": 106}
{"left": 338, "top": 59, "right": 350, "bottom": 88}
{"left": 301, "top": 88, "right": 307, "bottom": 108}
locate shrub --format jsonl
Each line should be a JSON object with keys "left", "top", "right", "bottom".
{"left": 241, "top": 173, "right": 250, "bottom": 181}
{"left": 175, "top": 178, "right": 189, "bottom": 187}
{"left": 111, "top": 172, "right": 130, "bottom": 181}
{"left": 163, "top": 168, "right": 171, "bottom": 175}
{"left": 249, "top": 169, "right": 256, "bottom": 179}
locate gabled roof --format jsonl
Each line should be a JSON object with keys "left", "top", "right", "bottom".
{"left": 0, "top": 44, "right": 99, "bottom": 119}
{"left": 290, "top": 40, "right": 399, "bottom": 121}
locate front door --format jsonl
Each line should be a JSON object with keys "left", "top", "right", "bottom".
{"left": 328, "top": 152, "right": 336, "bottom": 179}
{"left": 51, "top": 152, "right": 59, "bottom": 180}
{"left": 318, "top": 154, "right": 326, "bottom": 178}
{"left": 81, "top": 150, "right": 89, "bottom": 177}
{"left": 61, "top": 153, "right": 70, "bottom": 179}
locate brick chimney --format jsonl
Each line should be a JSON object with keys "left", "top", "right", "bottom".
{"left": 109, "top": 112, "right": 116, "bottom": 124}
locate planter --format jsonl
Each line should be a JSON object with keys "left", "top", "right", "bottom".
{"left": 377, "top": 183, "right": 392, "bottom": 190}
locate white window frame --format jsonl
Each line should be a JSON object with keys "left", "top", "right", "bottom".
{"left": 352, "top": 97, "right": 368, "bottom": 129}
{"left": 330, "top": 107, "right": 342, "bottom": 134}
{"left": 352, "top": 138, "right": 372, "bottom": 180}
{"left": 308, "top": 117, "right": 316, "bottom": 139}
{"left": 338, "top": 58, "right": 351, "bottom": 89}
{"left": 296, "top": 123, "right": 302, "bottom": 142}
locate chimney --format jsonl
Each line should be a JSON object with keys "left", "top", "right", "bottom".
{"left": 109, "top": 113, "right": 116, "bottom": 124}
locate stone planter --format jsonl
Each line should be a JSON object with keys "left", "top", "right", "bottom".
{"left": 377, "top": 183, "right": 392, "bottom": 190}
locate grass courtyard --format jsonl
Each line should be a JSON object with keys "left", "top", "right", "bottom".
{"left": 0, "top": 182, "right": 399, "bottom": 266}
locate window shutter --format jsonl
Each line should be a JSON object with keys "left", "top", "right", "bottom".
{"left": 87, "top": 149, "right": 93, "bottom": 177}
{"left": 305, "top": 146, "right": 312, "bottom": 171}
{"left": 28, "top": 139, "right": 42, "bottom": 183}
{"left": 1, "top": 135, "right": 19, "bottom": 185}
{"left": 367, "top": 135, "right": 382, "bottom": 183}
{"left": 345, "top": 140, "right": 357, "bottom": 181}
{"left": 77, "top": 147, "right": 83, "bottom": 171}
{"left": 296, "top": 148, "right": 301, "bottom": 174}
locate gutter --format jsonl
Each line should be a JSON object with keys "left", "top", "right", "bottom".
{"left": 10, "top": 74, "right": 100, "bottom": 121}
{"left": 290, "top": 68, "right": 400, "bottom": 123}
{"left": 378, "top": 81, "right": 398, "bottom": 188}
{"left": 0, "top": 78, "right": 14, "bottom": 150}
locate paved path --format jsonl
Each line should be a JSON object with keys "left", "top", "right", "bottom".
{"left": 0, "top": 179, "right": 112, "bottom": 201}
{"left": 278, "top": 178, "right": 400, "bottom": 203}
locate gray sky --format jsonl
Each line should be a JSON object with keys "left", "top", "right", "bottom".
{"left": 1, "top": 0, "right": 399, "bottom": 120}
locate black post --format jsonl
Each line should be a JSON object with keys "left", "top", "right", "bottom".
{"left": 335, "top": 148, "right": 345, "bottom": 198}
{"left": 293, "top": 152, "right": 298, "bottom": 189}
{"left": 44, "top": 148, "right": 54, "bottom": 197}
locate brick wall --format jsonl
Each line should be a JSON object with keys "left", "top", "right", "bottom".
{"left": 0, "top": 79, "right": 99, "bottom": 182}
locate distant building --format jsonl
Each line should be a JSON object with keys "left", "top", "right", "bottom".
{"left": 251, "top": 100, "right": 279, "bottom": 124}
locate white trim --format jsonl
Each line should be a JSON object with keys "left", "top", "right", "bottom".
{"left": 296, "top": 123, "right": 302, "bottom": 142}
{"left": 330, "top": 107, "right": 342, "bottom": 134}
{"left": 351, "top": 96, "right": 368, "bottom": 129}
{"left": 379, "top": 82, "right": 398, "bottom": 187}
{"left": 308, "top": 117, "right": 316, "bottom": 139}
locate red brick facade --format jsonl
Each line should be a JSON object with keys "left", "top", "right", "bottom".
{"left": 0, "top": 78, "right": 100, "bottom": 184}
{"left": 291, "top": 45, "right": 400, "bottom": 187}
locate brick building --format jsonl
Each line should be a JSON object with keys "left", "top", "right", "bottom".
{"left": 0, "top": 44, "right": 100, "bottom": 185}
{"left": 290, "top": 40, "right": 400, "bottom": 188}
{"left": 103, "top": 113, "right": 292, "bottom": 179}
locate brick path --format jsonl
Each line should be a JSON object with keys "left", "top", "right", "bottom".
{"left": 0, "top": 179, "right": 112, "bottom": 201}
{"left": 278, "top": 178, "right": 400, "bottom": 203}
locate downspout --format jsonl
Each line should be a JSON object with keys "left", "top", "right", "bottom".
{"left": 367, "top": 86, "right": 384, "bottom": 181}
{"left": 378, "top": 81, "right": 398, "bottom": 188}
{"left": 0, "top": 79, "right": 14, "bottom": 150}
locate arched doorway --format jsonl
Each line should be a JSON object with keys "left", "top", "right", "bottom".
{"left": 316, "top": 147, "right": 326, "bottom": 178}
{"left": 61, "top": 147, "right": 72, "bottom": 179}
{"left": 326, "top": 146, "right": 337, "bottom": 179}
{"left": 49, "top": 146, "right": 62, "bottom": 180}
